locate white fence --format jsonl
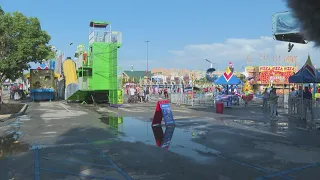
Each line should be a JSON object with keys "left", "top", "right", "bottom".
{"left": 170, "top": 93, "right": 214, "bottom": 106}
{"left": 288, "top": 97, "right": 320, "bottom": 121}
{"left": 170, "top": 93, "right": 289, "bottom": 108}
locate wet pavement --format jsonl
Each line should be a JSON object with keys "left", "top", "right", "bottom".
{"left": 0, "top": 100, "right": 320, "bottom": 179}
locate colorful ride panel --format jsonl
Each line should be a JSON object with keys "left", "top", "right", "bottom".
{"left": 63, "top": 21, "right": 123, "bottom": 105}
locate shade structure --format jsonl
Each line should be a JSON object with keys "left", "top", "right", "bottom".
{"left": 214, "top": 66, "right": 242, "bottom": 85}
{"left": 289, "top": 55, "right": 320, "bottom": 83}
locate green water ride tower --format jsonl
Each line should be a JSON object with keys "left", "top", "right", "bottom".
{"left": 64, "top": 21, "right": 122, "bottom": 105}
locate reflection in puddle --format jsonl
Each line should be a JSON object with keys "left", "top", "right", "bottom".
{"left": 101, "top": 117, "right": 220, "bottom": 163}
{"left": 0, "top": 133, "right": 29, "bottom": 158}
{"left": 0, "top": 117, "right": 29, "bottom": 159}
{"left": 152, "top": 126, "right": 175, "bottom": 149}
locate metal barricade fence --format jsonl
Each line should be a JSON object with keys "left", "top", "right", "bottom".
{"left": 170, "top": 93, "right": 214, "bottom": 106}
{"left": 288, "top": 97, "right": 320, "bottom": 121}
{"left": 171, "top": 93, "right": 289, "bottom": 108}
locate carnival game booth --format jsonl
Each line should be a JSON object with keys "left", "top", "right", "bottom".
{"left": 214, "top": 66, "right": 242, "bottom": 108}
{"left": 288, "top": 56, "right": 320, "bottom": 120}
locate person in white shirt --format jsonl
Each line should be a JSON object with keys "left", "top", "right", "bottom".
{"left": 289, "top": 87, "right": 297, "bottom": 113}
{"left": 129, "top": 86, "right": 136, "bottom": 102}
{"left": 289, "top": 87, "right": 297, "bottom": 98}
{"left": 269, "top": 88, "right": 279, "bottom": 119}
{"left": 129, "top": 86, "right": 135, "bottom": 95}
{"left": 262, "top": 88, "right": 269, "bottom": 112}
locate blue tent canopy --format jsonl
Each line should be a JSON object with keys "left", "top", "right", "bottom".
{"left": 214, "top": 74, "right": 242, "bottom": 85}
{"left": 289, "top": 55, "right": 320, "bottom": 83}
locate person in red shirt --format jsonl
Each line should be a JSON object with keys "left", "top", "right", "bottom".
{"left": 164, "top": 87, "right": 168, "bottom": 99}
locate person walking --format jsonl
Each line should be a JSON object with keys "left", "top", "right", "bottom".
{"left": 303, "top": 86, "right": 312, "bottom": 119}
{"left": 269, "top": 88, "right": 279, "bottom": 119}
{"left": 128, "top": 86, "right": 136, "bottom": 103}
{"left": 289, "top": 87, "right": 297, "bottom": 114}
{"left": 164, "top": 87, "right": 168, "bottom": 99}
{"left": 138, "top": 88, "right": 144, "bottom": 102}
{"left": 262, "top": 88, "right": 269, "bottom": 112}
{"left": 144, "top": 87, "right": 150, "bottom": 102}
{"left": 289, "top": 87, "right": 297, "bottom": 98}
{"left": 244, "top": 88, "right": 249, "bottom": 107}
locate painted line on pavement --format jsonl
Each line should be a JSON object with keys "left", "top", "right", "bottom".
{"left": 59, "top": 102, "right": 75, "bottom": 115}
{"left": 85, "top": 138, "right": 133, "bottom": 180}
{"left": 255, "top": 162, "right": 320, "bottom": 180}
{"left": 215, "top": 154, "right": 293, "bottom": 180}
{"left": 33, "top": 141, "right": 40, "bottom": 180}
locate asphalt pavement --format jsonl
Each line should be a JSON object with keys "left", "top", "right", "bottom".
{"left": 0, "top": 98, "right": 320, "bottom": 180}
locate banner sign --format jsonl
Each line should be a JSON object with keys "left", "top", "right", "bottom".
{"left": 152, "top": 100, "right": 175, "bottom": 126}
{"left": 259, "top": 66, "right": 295, "bottom": 84}
{"left": 160, "top": 104, "right": 175, "bottom": 126}
{"left": 259, "top": 66, "right": 271, "bottom": 72}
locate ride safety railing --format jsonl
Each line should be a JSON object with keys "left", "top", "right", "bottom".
{"left": 288, "top": 97, "right": 320, "bottom": 121}
{"left": 170, "top": 93, "right": 214, "bottom": 106}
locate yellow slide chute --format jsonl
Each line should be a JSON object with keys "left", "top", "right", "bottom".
{"left": 63, "top": 59, "right": 78, "bottom": 87}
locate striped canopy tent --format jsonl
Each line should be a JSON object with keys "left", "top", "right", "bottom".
{"left": 214, "top": 66, "right": 242, "bottom": 85}
{"left": 289, "top": 55, "right": 320, "bottom": 83}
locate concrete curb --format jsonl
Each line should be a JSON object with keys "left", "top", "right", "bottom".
{"left": 0, "top": 103, "right": 29, "bottom": 122}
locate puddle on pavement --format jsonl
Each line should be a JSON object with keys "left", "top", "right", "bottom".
{"left": 0, "top": 131, "right": 29, "bottom": 159}
{"left": 101, "top": 117, "right": 220, "bottom": 163}
{"left": 231, "top": 119, "right": 292, "bottom": 134}
{"left": 0, "top": 117, "right": 29, "bottom": 159}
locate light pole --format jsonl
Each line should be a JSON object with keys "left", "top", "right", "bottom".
{"left": 145, "top": 41, "right": 150, "bottom": 76}
{"left": 205, "top": 59, "right": 213, "bottom": 68}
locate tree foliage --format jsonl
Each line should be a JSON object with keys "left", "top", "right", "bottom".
{"left": 0, "top": 7, "right": 54, "bottom": 82}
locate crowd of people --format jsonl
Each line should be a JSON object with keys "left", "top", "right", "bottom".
{"left": 126, "top": 85, "right": 169, "bottom": 103}
{"left": 125, "top": 85, "right": 191, "bottom": 103}
{"left": 261, "top": 86, "right": 313, "bottom": 120}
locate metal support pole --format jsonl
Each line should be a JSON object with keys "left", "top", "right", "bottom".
{"left": 145, "top": 41, "right": 150, "bottom": 76}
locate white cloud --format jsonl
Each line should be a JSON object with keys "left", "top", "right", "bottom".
{"left": 168, "top": 36, "right": 320, "bottom": 71}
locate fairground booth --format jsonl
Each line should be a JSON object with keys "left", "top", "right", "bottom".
{"left": 288, "top": 56, "right": 320, "bottom": 121}
{"left": 214, "top": 66, "right": 242, "bottom": 108}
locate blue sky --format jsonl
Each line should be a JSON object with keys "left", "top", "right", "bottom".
{"left": 3, "top": 0, "right": 316, "bottom": 71}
